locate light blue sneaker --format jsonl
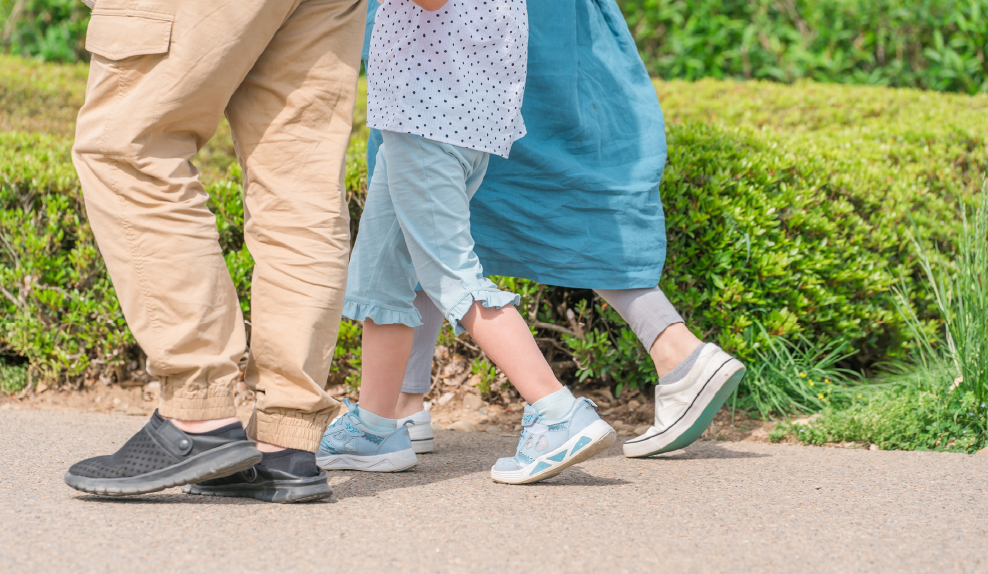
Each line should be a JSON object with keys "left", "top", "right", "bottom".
{"left": 316, "top": 399, "right": 418, "bottom": 472}
{"left": 490, "top": 397, "right": 616, "bottom": 484}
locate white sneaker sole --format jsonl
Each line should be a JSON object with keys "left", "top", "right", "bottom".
{"left": 410, "top": 438, "right": 434, "bottom": 454}
{"left": 408, "top": 425, "right": 434, "bottom": 454}
{"left": 316, "top": 448, "right": 418, "bottom": 472}
{"left": 623, "top": 358, "right": 745, "bottom": 458}
{"left": 490, "top": 419, "right": 616, "bottom": 485}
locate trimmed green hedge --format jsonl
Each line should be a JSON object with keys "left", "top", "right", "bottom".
{"left": 655, "top": 79, "right": 988, "bottom": 368}
{"left": 0, "top": 131, "right": 131, "bottom": 381}
{"left": 2, "top": 55, "right": 987, "bottom": 395}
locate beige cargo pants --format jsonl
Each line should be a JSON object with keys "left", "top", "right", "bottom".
{"left": 72, "top": 0, "right": 365, "bottom": 452}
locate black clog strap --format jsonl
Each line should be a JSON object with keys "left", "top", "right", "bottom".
{"left": 144, "top": 419, "right": 194, "bottom": 460}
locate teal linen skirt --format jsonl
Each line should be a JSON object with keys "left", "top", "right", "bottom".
{"left": 364, "top": 0, "right": 667, "bottom": 289}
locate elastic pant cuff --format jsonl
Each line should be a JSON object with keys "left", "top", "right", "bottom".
{"left": 246, "top": 404, "right": 342, "bottom": 453}
{"left": 158, "top": 381, "right": 237, "bottom": 421}
{"left": 400, "top": 375, "right": 432, "bottom": 394}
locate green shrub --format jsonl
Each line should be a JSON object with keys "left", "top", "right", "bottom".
{"left": 660, "top": 79, "right": 988, "bottom": 358}
{"left": 0, "top": 131, "right": 132, "bottom": 382}
{"left": 562, "top": 298, "right": 658, "bottom": 395}
{"left": 777, "top": 182, "right": 988, "bottom": 452}
{"left": 620, "top": 0, "right": 988, "bottom": 94}
{"left": 0, "top": 54, "right": 86, "bottom": 133}
{"left": 896, "top": 181, "right": 988, "bottom": 441}
{"left": 471, "top": 357, "right": 499, "bottom": 395}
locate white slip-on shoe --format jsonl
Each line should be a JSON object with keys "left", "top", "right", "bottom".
{"left": 623, "top": 344, "right": 746, "bottom": 458}
{"left": 398, "top": 409, "right": 434, "bottom": 454}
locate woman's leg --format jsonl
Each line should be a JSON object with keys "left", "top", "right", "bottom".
{"left": 595, "top": 287, "right": 745, "bottom": 457}
{"left": 594, "top": 288, "right": 703, "bottom": 379}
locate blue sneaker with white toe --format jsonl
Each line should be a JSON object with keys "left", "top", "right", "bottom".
{"left": 491, "top": 397, "right": 616, "bottom": 484}
{"left": 316, "top": 399, "right": 418, "bottom": 472}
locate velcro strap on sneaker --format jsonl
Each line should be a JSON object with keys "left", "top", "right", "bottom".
{"left": 145, "top": 420, "right": 194, "bottom": 459}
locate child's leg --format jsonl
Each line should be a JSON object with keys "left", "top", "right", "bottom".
{"left": 340, "top": 141, "right": 423, "bottom": 422}
{"left": 459, "top": 302, "right": 561, "bottom": 404}
{"left": 380, "top": 131, "right": 563, "bottom": 406}
{"left": 394, "top": 295, "right": 563, "bottom": 414}
{"left": 342, "top": 132, "right": 614, "bottom": 482}
{"left": 358, "top": 320, "right": 414, "bottom": 419}
{"left": 316, "top": 139, "right": 424, "bottom": 473}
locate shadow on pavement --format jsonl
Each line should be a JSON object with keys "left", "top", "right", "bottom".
{"left": 70, "top": 433, "right": 757, "bottom": 505}
{"left": 636, "top": 442, "right": 771, "bottom": 461}
{"left": 72, "top": 492, "right": 330, "bottom": 505}
{"left": 327, "top": 431, "right": 630, "bottom": 499}
{"left": 520, "top": 467, "right": 630, "bottom": 487}
{"left": 586, "top": 438, "right": 771, "bottom": 461}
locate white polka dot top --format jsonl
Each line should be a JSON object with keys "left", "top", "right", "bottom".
{"left": 366, "top": 0, "right": 528, "bottom": 158}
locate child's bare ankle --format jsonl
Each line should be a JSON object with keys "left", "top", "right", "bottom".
{"left": 396, "top": 392, "right": 427, "bottom": 419}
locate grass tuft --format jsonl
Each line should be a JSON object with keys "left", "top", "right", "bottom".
{"left": 733, "top": 325, "right": 861, "bottom": 419}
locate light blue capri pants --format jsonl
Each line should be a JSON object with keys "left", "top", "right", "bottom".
{"left": 343, "top": 131, "right": 520, "bottom": 332}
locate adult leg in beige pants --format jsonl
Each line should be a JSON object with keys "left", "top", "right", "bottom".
{"left": 64, "top": 0, "right": 365, "bottom": 502}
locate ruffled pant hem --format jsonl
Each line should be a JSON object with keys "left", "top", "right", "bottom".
{"left": 446, "top": 288, "right": 521, "bottom": 335}
{"left": 342, "top": 297, "right": 424, "bottom": 328}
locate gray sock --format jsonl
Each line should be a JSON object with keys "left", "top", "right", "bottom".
{"left": 658, "top": 343, "right": 707, "bottom": 385}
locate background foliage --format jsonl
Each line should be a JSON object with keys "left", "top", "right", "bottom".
{"left": 619, "top": 0, "right": 988, "bottom": 93}
{"left": 4, "top": 0, "right": 988, "bottom": 93}
{"left": 1, "top": 0, "right": 88, "bottom": 62}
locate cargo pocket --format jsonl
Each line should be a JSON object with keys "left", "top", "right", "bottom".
{"left": 85, "top": 9, "right": 173, "bottom": 60}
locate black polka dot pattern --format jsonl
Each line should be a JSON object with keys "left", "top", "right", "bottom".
{"left": 367, "top": 0, "right": 528, "bottom": 158}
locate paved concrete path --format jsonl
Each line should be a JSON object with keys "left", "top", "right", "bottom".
{"left": 1, "top": 410, "right": 987, "bottom": 573}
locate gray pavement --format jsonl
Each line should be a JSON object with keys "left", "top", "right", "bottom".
{"left": 1, "top": 409, "right": 987, "bottom": 573}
